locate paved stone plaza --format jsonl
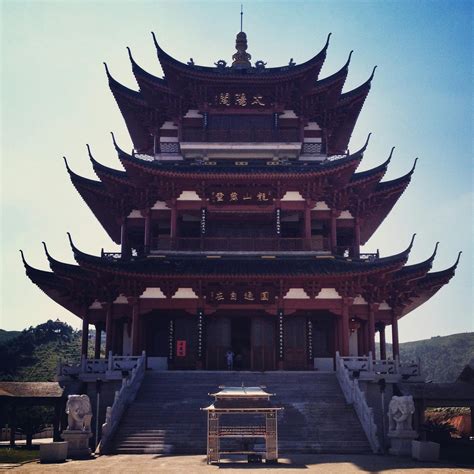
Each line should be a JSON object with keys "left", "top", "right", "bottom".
{"left": 7, "top": 454, "right": 471, "bottom": 473}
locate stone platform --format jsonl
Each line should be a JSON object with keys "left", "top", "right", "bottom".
{"left": 109, "top": 371, "right": 371, "bottom": 455}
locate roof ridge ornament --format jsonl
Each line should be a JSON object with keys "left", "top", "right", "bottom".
{"left": 240, "top": 3, "right": 243, "bottom": 32}
{"left": 408, "top": 233, "right": 416, "bottom": 251}
{"left": 214, "top": 59, "right": 227, "bottom": 70}
{"left": 388, "top": 147, "right": 395, "bottom": 162}
{"left": 66, "top": 232, "right": 77, "bottom": 253}
{"left": 63, "top": 156, "right": 71, "bottom": 173}
{"left": 345, "top": 50, "right": 354, "bottom": 68}
{"left": 151, "top": 31, "right": 159, "bottom": 50}
{"left": 410, "top": 157, "right": 419, "bottom": 174}
{"left": 369, "top": 65, "right": 377, "bottom": 82}
{"left": 363, "top": 132, "right": 372, "bottom": 151}
{"left": 42, "top": 241, "right": 52, "bottom": 261}
{"left": 110, "top": 132, "right": 118, "bottom": 149}
{"left": 86, "top": 144, "right": 94, "bottom": 161}
{"left": 103, "top": 62, "right": 111, "bottom": 78}
{"left": 453, "top": 251, "right": 462, "bottom": 268}
{"left": 325, "top": 32, "right": 332, "bottom": 48}
{"left": 126, "top": 46, "right": 135, "bottom": 64}
{"left": 430, "top": 241, "right": 440, "bottom": 260}
{"left": 19, "top": 249, "right": 28, "bottom": 267}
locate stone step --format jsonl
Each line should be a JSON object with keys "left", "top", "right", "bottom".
{"left": 110, "top": 371, "right": 371, "bottom": 454}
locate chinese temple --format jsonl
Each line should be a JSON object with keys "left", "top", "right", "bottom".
{"left": 22, "top": 29, "right": 460, "bottom": 372}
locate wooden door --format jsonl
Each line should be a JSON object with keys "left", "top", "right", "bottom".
{"left": 312, "top": 321, "right": 334, "bottom": 357}
{"left": 251, "top": 317, "right": 275, "bottom": 371}
{"left": 284, "top": 316, "right": 307, "bottom": 369}
{"left": 173, "top": 316, "right": 198, "bottom": 369}
{"left": 206, "top": 317, "right": 231, "bottom": 370}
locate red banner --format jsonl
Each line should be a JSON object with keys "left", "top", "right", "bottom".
{"left": 176, "top": 340, "right": 187, "bottom": 357}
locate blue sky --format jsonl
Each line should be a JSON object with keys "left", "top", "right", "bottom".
{"left": 1, "top": 0, "right": 472, "bottom": 342}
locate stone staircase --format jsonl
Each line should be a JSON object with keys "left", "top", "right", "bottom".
{"left": 110, "top": 371, "right": 371, "bottom": 454}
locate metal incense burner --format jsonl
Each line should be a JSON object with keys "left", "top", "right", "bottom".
{"left": 202, "top": 384, "right": 283, "bottom": 464}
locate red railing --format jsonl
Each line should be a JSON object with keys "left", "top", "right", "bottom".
{"left": 102, "top": 242, "right": 379, "bottom": 260}
{"left": 150, "top": 237, "right": 328, "bottom": 252}
{"left": 181, "top": 128, "right": 300, "bottom": 143}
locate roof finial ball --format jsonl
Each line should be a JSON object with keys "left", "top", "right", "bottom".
{"left": 232, "top": 4, "right": 251, "bottom": 69}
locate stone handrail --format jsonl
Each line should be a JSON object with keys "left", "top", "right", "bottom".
{"left": 97, "top": 351, "right": 146, "bottom": 454}
{"left": 372, "top": 358, "right": 397, "bottom": 375}
{"left": 338, "top": 354, "right": 421, "bottom": 379}
{"left": 339, "top": 353, "right": 372, "bottom": 373}
{"left": 336, "top": 352, "right": 380, "bottom": 453}
{"left": 58, "top": 354, "right": 143, "bottom": 378}
{"left": 397, "top": 357, "right": 422, "bottom": 377}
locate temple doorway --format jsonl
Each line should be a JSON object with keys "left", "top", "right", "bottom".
{"left": 205, "top": 313, "right": 276, "bottom": 371}
{"left": 231, "top": 317, "right": 251, "bottom": 370}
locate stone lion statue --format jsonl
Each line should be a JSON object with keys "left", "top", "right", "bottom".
{"left": 388, "top": 395, "right": 415, "bottom": 432}
{"left": 66, "top": 394, "right": 92, "bottom": 432}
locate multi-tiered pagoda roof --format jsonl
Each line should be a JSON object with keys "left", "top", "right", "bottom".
{"left": 22, "top": 29, "right": 460, "bottom": 366}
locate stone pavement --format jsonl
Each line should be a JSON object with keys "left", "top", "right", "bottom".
{"left": 11, "top": 454, "right": 472, "bottom": 473}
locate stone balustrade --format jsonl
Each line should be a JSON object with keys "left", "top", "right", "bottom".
{"left": 97, "top": 351, "right": 147, "bottom": 454}
{"left": 336, "top": 352, "right": 380, "bottom": 453}
{"left": 57, "top": 353, "right": 144, "bottom": 381}
{"left": 338, "top": 353, "right": 422, "bottom": 382}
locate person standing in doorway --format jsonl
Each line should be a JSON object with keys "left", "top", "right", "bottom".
{"left": 225, "top": 349, "right": 234, "bottom": 370}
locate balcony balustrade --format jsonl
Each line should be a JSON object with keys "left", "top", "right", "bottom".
{"left": 149, "top": 236, "right": 328, "bottom": 252}
{"left": 181, "top": 128, "right": 300, "bottom": 143}
{"left": 101, "top": 238, "right": 379, "bottom": 260}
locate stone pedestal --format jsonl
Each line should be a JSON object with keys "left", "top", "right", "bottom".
{"left": 39, "top": 441, "right": 68, "bottom": 463}
{"left": 412, "top": 440, "right": 440, "bottom": 461}
{"left": 388, "top": 430, "right": 417, "bottom": 456}
{"left": 61, "top": 430, "right": 93, "bottom": 459}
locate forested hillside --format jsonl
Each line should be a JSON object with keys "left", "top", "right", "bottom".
{"left": 0, "top": 320, "right": 92, "bottom": 382}
{"left": 377, "top": 333, "right": 474, "bottom": 382}
{"left": 399, "top": 333, "right": 474, "bottom": 382}
{"left": 0, "top": 329, "right": 20, "bottom": 344}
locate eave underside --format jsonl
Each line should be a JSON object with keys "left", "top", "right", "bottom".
{"left": 66, "top": 140, "right": 408, "bottom": 245}
{"left": 108, "top": 36, "right": 374, "bottom": 156}
{"left": 22, "top": 244, "right": 458, "bottom": 320}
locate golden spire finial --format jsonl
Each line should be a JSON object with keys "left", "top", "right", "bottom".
{"left": 232, "top": 5, "right": 251, "bottom": 69}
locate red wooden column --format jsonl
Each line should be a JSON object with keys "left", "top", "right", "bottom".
{"left": 129, "top": 297, "right": 141, "bottom": 355}
{"left": 120, "top": 218, "right": 130, "bottom": 259}
{"left": 94, "top": 324, "right": 102, "bottom": 359}
{"left": 105, "top": 303, "right": 114, "bottom": 355}
{"left": 354, "top": 217, "right": 361, "bottom": 258}
{"left": 330, "top": 211, "right": 338, "bottom": 253}
{"left": 392, "top": 310, "right": 400, "bottom": 359}
{"left": 357, "top": 324, "right": 364, "bottom": 356}
{"left": 379, "top": 323, "right": 387, "bottom": 360}
{"left": 170, "top": 199, "right": 178, "bottom": 240}
{"left": 333, "top": 316, "right": 340, "bottom": 356}
{"left": 81, "top": 310, "right": 90, "bottom": 357}
{"left": 340, "top": 298, "right": 351, "bottom": 356}
{"left": 304, "top": 201, "right": 312, "bottom": 249}
{"left": 368, "top": 303, "right": 378, "bottom": 356}
{"left": 336, "top": 315, "right": 344, "bottom": 355}
{"left": 143, "top": 210, "right": 151, "bottom": 253}
{"left": 362, "top": 321, "right": 369, "bottom": 356}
